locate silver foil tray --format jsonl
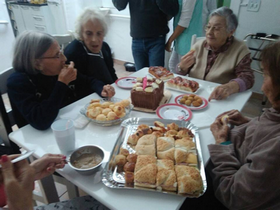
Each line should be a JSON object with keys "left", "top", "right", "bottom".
{"left": 102, "top": 117, "right": 207, "bottom": 197}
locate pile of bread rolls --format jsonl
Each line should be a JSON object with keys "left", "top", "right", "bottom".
{"left": 86, "top": 99, "right": 130, "bottom": 121}
{"left": 113, "top": 121, "right": 203, "bottom": 196}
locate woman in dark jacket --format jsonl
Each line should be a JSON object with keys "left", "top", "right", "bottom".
{"left": 64, "top": 8, "right": 118, "bottom": 84}
{"left": 7, "top": 30, "right": 115, "bottom": 130}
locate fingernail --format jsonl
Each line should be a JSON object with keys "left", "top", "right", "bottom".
{"left": 47, "top": 167, "right": 52, "bottom": 171}
{"left": 1, "top": 155, "right": 8, "bottom": 163}
{"left": 62, "top": 156, "right": 66, "bottom": 160}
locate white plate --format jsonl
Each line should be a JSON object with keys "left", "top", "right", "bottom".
{"left": 115, "top": 77, "right": 137, "bottom": 89}
{"left": 156, "top": 103, "right": 192, "bottom": 121}
{"left": 166, "top": 83, "right": 202, "bottom": 94}
{"left": 0, "top": 150, "right": 34, "bottom": 168}
{"left": 174, "top": 94, "right": 209, "bottom": 110}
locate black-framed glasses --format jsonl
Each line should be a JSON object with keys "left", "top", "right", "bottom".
{"left": 40, "top": 50, "right": 64, "bottom": 59}
{"left": 204, "top": 25, "right": 226, "bottom": 32}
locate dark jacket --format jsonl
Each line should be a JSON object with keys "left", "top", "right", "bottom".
{"left": 113, "top": 0, "right": 179, "bottom": 39}
{"left": 64, "top": 40, "right": 118, "bottom": 84}
{"left": 7, "top": 71, "right": 104, "bottom": 130}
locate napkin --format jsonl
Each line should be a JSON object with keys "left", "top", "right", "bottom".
{"left": 73, "top": 115, "right": 90, "bottom": 129}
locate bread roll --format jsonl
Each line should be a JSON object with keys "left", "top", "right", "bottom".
{"left": 175, "top": 165, "right": 203, "bottom": 195}
{"left": 157, "top": 137, "right": 175, "bottom": 161}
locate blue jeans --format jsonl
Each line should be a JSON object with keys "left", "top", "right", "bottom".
{"left": 132, "top": 36, "right": 166, "bottom": 71}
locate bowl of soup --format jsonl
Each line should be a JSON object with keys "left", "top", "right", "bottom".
{"left": 68, "top": 145, "right": 105, "bottom": 175}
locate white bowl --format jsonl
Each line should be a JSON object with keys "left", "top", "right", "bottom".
{"left": 68, "top": 145, "right": 105, "bottom": 175}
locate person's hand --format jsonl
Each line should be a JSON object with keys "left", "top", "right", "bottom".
{"left": 208, "top": 81, "right": 239, "bottom": 101}
{"left": 165, "top": 40, "right": 172, "bottom": 52}
{"left": 58, "top": 61, "right": 77, "bottom": 85}
{"left": 101, "top": 85, "right": 115, "bottom": 98}
{"left": 0, "top": 154, "right": 20, "bottom": 184}
{"left": 210, "top": 118, "right": 230, "bottom": 144}
{"left": 179, "top": 50, "right": 196, "bottom": 71}
{"left": 0, "top": 155, "right": 34, "bottom": 210}
{"left": 216, "top": 110, "right": 250, "bottom": 126}
{"left": 30, "top": 154, "right": 67, "bottom": 180}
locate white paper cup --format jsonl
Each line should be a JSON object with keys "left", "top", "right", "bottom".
{"left": 51, "top": 119, "right": 76, "bottom": 155}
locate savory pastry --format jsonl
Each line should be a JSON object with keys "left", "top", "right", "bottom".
{"left": 166, "top": 76, "right": 199, "bottom": 93}
{"left": 134, "top": 155, "right": 157, "bottom": 189}
{"left": 148, "top": 66, "right": 174, "bottom": 80}
{"left": 176, "top": 128, "right": 194, "bottom": 139}
{"left": 135, "top": 144, "right": 156, "bottom": 156}
{"left": 127, "top": 154, "right": 138, "bottom": 163}
{"left": 124, "top": 162, "right": 136, "bottom": 172}
{"left": 152, "top": 131, "right": 163, "bottom": 138}
{"left": 125, "top": 172, "right": 134, "bottom": 186}
{"left": 137, "top": 134, "right": 157, "bottom": 145}
{"left": 175, "top": 139, "right": 196, "bottom": 165}
{"left": 157, "top": 137, "right": 175, "bottom": 161}
{"left": 154, "top": 121, "right": 165, "bottom": 128}
{"left": 175, "top": 165, "right": 203, "bottom": 195}
{"left": 221, "top": 114, "right": 229, "bottom": 124}
{"left": 120, "top": 148, "right": 129, "bottom": 156}
{"left": 166, "top": 122, "right": 179, "bottom": 131}
{"left": 114, "top": 154, "right": 127, "bottom": 172}
{"left": 127, "top": 134, "right": 140, "bottom": 146}
{"left": 165, "top": 130, "right": 178, "bottom": 138}
{"left": 157, "top": 159, "right": 174, "bottom": 171}
{"left": 156, "top": 168, "right": 177, "bottom": 192}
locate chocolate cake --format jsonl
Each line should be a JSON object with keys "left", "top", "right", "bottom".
{"left": 131, "top": 77, "right": 164, "bottom": 110}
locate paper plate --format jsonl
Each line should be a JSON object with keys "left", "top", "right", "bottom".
{"left": 156, "top": 103, "right": 192, "bottom": 121}
{"left": 115, "top": 77, "right": 137, "bottom": 89}
{"left": 175, "top": 94, "right": 208, "bottom": 110}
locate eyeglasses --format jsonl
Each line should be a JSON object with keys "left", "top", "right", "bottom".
{"left": 40, "top": 50, "right": 64, "bottom": 59}
{"left": 204, "top": 25, "right": 226, "bottom": 32}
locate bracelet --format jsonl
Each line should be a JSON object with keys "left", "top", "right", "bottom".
{"left": 177, "top": 65, "right": 183, "bottom": 72}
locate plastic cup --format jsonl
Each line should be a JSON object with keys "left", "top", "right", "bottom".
{"left": 51, "top": 119, "right": 76, "bottom": 155}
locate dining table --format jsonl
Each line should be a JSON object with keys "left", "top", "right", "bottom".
{"left": 9, "top": 67, "right": 252, "bottom": 210}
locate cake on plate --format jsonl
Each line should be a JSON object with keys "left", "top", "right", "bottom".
{"left": 131, "top": 77, "right": 164, "bottom": 110}
{"left": 167, "top": 76, "right": 199, "bottom": 93}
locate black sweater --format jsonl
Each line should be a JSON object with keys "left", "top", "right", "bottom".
{"left": 64, "top": 40, "right": 118, "bottom": 84}
{"left": 113, "top": 0, "right": 179, "bottom": 39}
{"left": 7, "top": 71, "right": 104, "bottom": 130}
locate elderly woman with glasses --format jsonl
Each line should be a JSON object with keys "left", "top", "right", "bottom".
{"left": 7, "top": 30, "right": 115, "bottom": 130}
{"left": 177, "top": 7, "right": 254, "bottom": 101}
{"left": 64, "top": 8, "right": 118, "bottom": 85}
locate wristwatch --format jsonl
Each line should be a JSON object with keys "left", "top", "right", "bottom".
{"left": 177, "top": 65, "right": 183, "bottom": 72}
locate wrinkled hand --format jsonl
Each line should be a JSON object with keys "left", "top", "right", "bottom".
{"left": 30, "top": 154, "right": 67, "bottom": 180}
{"left": 101, "top": 85, "right": 115, "bottom": 98}
{"left": 179, "top": 50, "right": 195, "bottom": 71}
{"left": 216, "top": 110, "right": 250, "bottom": 126}
{"left": 0, "top": 155, "right": 34, "bottom": 210}
{"left": 58, "top": 61, "right": 77, "bottom": 85}
{"left": 208, "top": 81, "right": 239, "bottom": 101}
{"left": 210, "top": 118, "right": 230, "bottom": 144}
{"left": 165, "top": 40, "right": 172, "bottom": 52}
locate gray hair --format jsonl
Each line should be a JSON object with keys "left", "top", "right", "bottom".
{"left": 12, "top": 30, "right": 55, "bottom": 75}
{"left": 75, "top": 8, "right": 108, "bottom": 40}
{"left": 209, "top": 6, "right": 238, "bottom": 32}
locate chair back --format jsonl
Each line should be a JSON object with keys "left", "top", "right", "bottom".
{"left": 52, "top": 33, "right": 75, "bottom": 49}
{"left": 191, "top": 34, "right": 205, "bottom": 47}
{"left": 0, "top": 67, "right": 18, "bottom": 150}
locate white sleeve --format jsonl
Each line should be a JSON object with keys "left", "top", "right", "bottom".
{"left": 177, "top": 0, "right": 197, "bottom": 28}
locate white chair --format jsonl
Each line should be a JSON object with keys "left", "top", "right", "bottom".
{"left": 52, "top": 33, "right": 75, "bottom": 49}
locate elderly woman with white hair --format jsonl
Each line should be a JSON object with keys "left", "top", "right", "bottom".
{"left": 177, "top": 7, "right": 254, "bottom": 101}
{"left": 64, "top": 8, "right": 118, "bottom": 84}
{"left": 7, "top": 31, "right": 115, "bottom": 130}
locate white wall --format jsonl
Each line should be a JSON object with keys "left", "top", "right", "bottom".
{"left": 230, "top": 0, "right": 280, "bottom": 93}
{"left": 0, "top": 0, "right": 15, "bottom": 71}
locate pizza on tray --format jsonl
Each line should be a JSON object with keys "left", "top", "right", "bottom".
{"left": 167, "top": 76, "right": 199, "bottom": 93}
{"left": 149, "top": 66, "right": 174, "bottom": 80}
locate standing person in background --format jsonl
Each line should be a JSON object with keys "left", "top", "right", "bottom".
{"left": 166, "top": 0, "right": 203, "bottom": 72}
{"left": 64, "top": 8, "right": 118, "bottom": 85}
{"left": 202, "top": 0, "right": 217, "bottom": 35}
{"left": 112, "top": 0, "right": 179, "bottom": 71}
